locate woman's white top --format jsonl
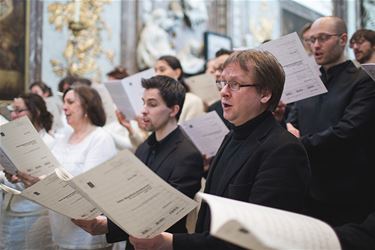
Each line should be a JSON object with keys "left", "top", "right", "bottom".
{"left": 49, "top": 127, "right": 117, "bottom": 249}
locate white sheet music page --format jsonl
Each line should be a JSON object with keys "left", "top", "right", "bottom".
{"left": 259, "top": 32, "right": 327, "bottom": 104}
{"left": 92, "top": 83, "right": 117, "bottom": 124}
{"left": 0, "top": 116, "right": 61, "bottom": 176}
{"left": 0, "top": 170, "right": 101, "bottom": 219}
{"left": 70, "top": 149, "right": 197, "bottom": 239}
{"left": 180, "top": 112, "right": 229, "bottom": 158}
{"left": 361, "top": 63, "right": 375, "bottom": 81}
{"left": 104, "top": 69, "right": 154, "bottom": 120}
{"left": 198, "top": 193, "right": 341, "bottom": 250}
{"left": 0, "top": 147, "right": 17, "bottom": 173}
{"left": 185, "top": 73, "right": 220, "bottom": 106}
{"left": 104, "top": 79, "right": 135, "bottom": 119}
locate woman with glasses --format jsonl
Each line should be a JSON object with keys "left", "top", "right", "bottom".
{"left": 154, "top": 55, "right": 205, "bottom": 122}
{"left": 2, "top": 93, "right": 55, "bottom": 250}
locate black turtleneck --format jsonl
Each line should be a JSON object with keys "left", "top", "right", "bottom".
{"left": 208, "top": 111, "right": 271, "bottom": 194}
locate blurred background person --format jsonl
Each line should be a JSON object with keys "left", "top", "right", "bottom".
{"left": 155, "top": 55, "right": 205, "bottom": 122}
{"left": 350, "top": 29, "right": 375, "bottom": 64}
{"left": 207, "top": 49, "right": 233, "bottom": 129}
{"left": 29, "top": 81, "right": 64, "bottom": 133}
{"left": 300, "top": 22, "right": 313, "bottom": 56}
{"left": 2, "top": 93, "right": 55, "bottom": 250}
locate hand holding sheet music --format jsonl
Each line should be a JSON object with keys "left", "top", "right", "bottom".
{"left": 104, "top": 69, "right": 154, "bottom": 120}
{"left": 0, "top": 116, "right": 61, "bottom": 176}
{"left": 1, "top": 149, "right": 197, "bottom": 239}
{"left": 69, "top": 150, "right": 197, "bottom": 238}
{"left": 198, "top": 193, "right": 341, "bottom": 250}
{"left": 0, "top": 170, "right": 101, "bottom": 220}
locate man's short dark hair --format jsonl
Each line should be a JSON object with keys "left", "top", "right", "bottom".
{"left": 141, "top": 75, "right": 186, "bottom": 121}
{"left": 215, "top": 48, "right": 233, "bottom": 58}
{"left": 107, "top": 66, "right": 129, "bottom": 80}
{"left": 350, "top": 29, "right": 375, "bottom": 46}
{"left": 223, "top": 50, "right": 285, "bottom": 111}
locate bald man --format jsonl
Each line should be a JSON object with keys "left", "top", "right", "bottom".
{"left": 287, "top": 16, "right": 375, "bottom": 227}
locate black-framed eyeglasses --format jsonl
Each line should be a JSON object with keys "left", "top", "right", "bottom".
{"left": 305, "top": 33, "right": 341, "bottom": 44}
{"left": 216, "top": 80, "right": 258, "bottom": 91}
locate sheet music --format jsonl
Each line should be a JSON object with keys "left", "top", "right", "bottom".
{"left": 0, "top": 116, "right": 61, "bottom": 176}
{"left": 362, "top": 63, "right": 375, "bottom": 81}
{"left": 185, "top": 73, "right": 220, "bottom": 105}
{"left": 180, "top": 112, "right": 229, "bottom": 157}
{"left": 70, "top": 149, "right": 197, "bottom": 239}
{"left": 104, "top": 69, "right": 154, "bottom": 120}
{"left": 92, "top": 83, "right": 117, "bottom": 124}
{"left": 0, "top": 170, "right": 101, "bottom": 220}
{"left": 199, "top": 193, "right": 341, "bottom": 250}
{"left": 0, "top": 147, "right": 17, "bottom": 173}
{"left": 259, "top": 32, "right": 327, "bottom": 104}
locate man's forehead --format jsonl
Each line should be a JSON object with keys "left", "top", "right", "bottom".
{"left": 222, "top": 63, "right": 252, "bottom": 79}
{"left": 310, "top": 19, "right": 336, "bottom": 34}
{"left": 143, "top": 88, "right": 162, "bottom": 100}
{"left": 216, "top": 54, "right": 230, "bottom": 65}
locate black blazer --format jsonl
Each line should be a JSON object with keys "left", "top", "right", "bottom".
{"left": 106, "top": 127, "right": 203, "bottom": 245}
{"left": 288, "top": 61, "right": 375, "bottom": 226}
{"left": 335, "top": 198, "right": 375, "bottom": 250}
{"left": 173, "top": 112, "right": 311, "bottom": 250}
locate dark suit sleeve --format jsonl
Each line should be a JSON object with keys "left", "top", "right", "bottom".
{"left": 286, "top": 102, "right": 299, "bottom": 128}
{"left": 247, "top": 141, "right": 310, "bottom": 212}
{"left": 174, "top": 135, "right": 310, "bottom": 250}
{"left": 301, "top": 75, "right": 375, "bottom": 151}
{"left": 106, "top": 219, "right": 129, "bottom": 243}
{"left": 334, "top": 212, "right": 375, "bottom": 250}
{"left": 167, "top": 146, "right": 203, "bottom": 199}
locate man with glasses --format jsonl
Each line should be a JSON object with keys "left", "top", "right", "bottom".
{"left": 125, "top": 50, "right": 310, "bottom": 250}
{"left": 349, "top": 29, "right": 375, "bottom": 64}
{"left": 287, "top": 16, "right": 375, "bottom": 227}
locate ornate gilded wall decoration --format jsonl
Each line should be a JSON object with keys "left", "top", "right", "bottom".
{"left": 48, "top": 0, "right": 114, "bottom": 81}
{"left": 0, "top": 0, "right": 26, "bottom": 100}
{"left": 249, "top": 0, "right": 274, "bottom": 44}
{"left": 137, "top": 0, "right": 208, "bottom": 74}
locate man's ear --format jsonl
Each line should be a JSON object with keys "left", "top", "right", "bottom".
{"left": 169, "top": 104, "right": 180, "bottom": 118}
{"left": 260, "top": 90, "right": 272, "bottom": 104}
{"left": 339, "top": 33, "right": 348, "bottom": 47}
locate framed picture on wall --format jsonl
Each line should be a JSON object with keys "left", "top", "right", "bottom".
{"left": 0, "top": 0, "right": 28, "bottom": 100}
{"left": 204, "top": 31, "right": 232, "bottom": 61}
